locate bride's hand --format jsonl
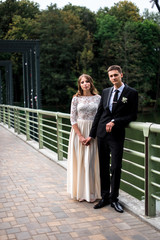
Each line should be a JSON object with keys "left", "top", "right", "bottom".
{"left": 79, "top": 135, "right": 86, "bottom": 144}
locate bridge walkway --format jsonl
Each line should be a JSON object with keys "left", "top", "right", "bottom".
{"left": 0, "top": 125, "right": 160, "bottom": 240}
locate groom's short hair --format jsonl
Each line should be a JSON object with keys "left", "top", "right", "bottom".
{"left": 107, "top": 65, "right": 122, "bottom": 74}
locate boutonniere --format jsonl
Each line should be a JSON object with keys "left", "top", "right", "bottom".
{"left": 122, "top": 97, "right": 128, "bottom": 103}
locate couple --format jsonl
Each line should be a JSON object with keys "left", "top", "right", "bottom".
{"left": 67, "top": 65, "right": 138, "bottom": 213}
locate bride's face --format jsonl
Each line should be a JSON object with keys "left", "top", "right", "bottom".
{"left": 80, "top": 77, "right": 91, "bottom": 92}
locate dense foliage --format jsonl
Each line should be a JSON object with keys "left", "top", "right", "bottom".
{"left": 0, "top": 0, "right": 160, "bottom": 112}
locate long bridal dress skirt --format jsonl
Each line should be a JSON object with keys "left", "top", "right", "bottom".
{"left": 67, "top": 120, "right": 101, "bottom": 202}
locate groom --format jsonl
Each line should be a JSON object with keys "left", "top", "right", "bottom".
{"left": 85, "top": 65, "right": 138, "bottom": 213}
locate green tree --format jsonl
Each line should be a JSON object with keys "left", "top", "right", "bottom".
{"left": 62, "top": 4, "right": 96, "bottom": 78}
{"left": 63, "top": 4, "right": 97, "bottom": 35}
{"left": 0, "top": 0, "right": 40, "bottom": 38}
{"left": 108, "top": 0, "right": 142, "bottom": 23}
{"left": 92, "top": 1, "right": 143, "bottom": 93}
{"left": 4, "top": 15, "right": 36, "bottom": 39}
{"left": 137, "top": 20, "right": 160, "bottom": 109}
{"left": 121, "top": 21, "right": 146, "bottom": 101}
{"left": 33, "top": 4, "right": 90, "bottom": 110}
{"left": 93, "top": 13, "right": 122, "bottom": 91}
{"left": 115, "top": 20, "right": 160, "bottom": 109}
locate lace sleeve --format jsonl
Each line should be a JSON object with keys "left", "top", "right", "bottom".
{"left": 70, "top": 96, "right": 78, "bottom": 125}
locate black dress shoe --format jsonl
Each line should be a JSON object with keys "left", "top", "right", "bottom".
{"left": 111, "top": 201, "right": 124, "bottom": 213}
{"left": 94, "top": 199, "right": 110, "bottom": 209}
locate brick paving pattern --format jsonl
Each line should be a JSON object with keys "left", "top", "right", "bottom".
{"left": 0, "top": 125, "right": 160, "bottom": 240}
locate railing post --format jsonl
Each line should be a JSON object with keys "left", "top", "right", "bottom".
{"left": 3, "top": 106, "right": 6, "bottom": 124}
{"left": 17, "top": 108, "right": 20, "bottom": 134}
{"left": 0, "top": 106, "right": 1, "bottom": 123}
{"left": 38, "top": 112, "right": 43, "bottom": 149}
{"left": 26, "top": 110, "right": 30, "bottom": 140}
{"left": 148, "top": 130, "right": 157, "bottom": 216}
{"left": 8, "top": 107, "right": 11, "bottom": 128}
{"left": 56, "top": 113, "right": 63, "bottom": 160}
{"left": 143, "top": 123, "right": 156, "bottom": 216}
{"left": 14, "top": 108, "right": 17, "bottom": 133}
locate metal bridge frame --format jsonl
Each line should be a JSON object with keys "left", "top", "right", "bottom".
{"left": 0, "top": 61, "right": 13, "bottom": 105}
{"left": 0, "top": 40, "right": 41, "bottom": 109}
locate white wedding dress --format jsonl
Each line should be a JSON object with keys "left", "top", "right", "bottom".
{"left": 67, "top": 95, "right": 101, "bottom": 202}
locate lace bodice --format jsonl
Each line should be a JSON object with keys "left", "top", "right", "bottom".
{"left": 70, "top": 95, "right": 101, "bottom": 125}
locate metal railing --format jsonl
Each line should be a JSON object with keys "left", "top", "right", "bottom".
{"left": 0, "top": 104, "right": 160, "bottom": 217}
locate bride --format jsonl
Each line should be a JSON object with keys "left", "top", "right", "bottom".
{"left": 67, "top": 74, "right": 101, "bottom": 202}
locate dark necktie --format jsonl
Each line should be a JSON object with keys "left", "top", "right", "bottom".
{"left": 112, "top": 89, "right": 119, "bottom": 112}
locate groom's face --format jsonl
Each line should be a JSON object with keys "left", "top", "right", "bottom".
{"left": 108, "top": 70, "right": 123, "bottom": 88}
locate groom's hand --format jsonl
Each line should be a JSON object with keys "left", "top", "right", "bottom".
{"left": 106, "top": 121, "right": 115, "bottom": 132}
{"left": 84, "top": 137, "right": 92, "bottom": 146}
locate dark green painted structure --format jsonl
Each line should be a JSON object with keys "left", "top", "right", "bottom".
{"left": 0, "top": 40, "right": 41, "bottom": 109}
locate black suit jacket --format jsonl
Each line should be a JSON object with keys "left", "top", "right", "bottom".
{"left": 90, "top": 84, "right": 138, "bottom": 139}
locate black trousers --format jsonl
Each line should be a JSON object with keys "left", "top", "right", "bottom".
{"left": 97, "top": 133, "right": 124, "bottom": 202}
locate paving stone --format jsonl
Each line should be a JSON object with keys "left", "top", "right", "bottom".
{"left": 115, "top": 222, "right": 131, "bottom": 230}
{"left": 48, "top": 234, "right": 58, "bottom": 240}
{"left": 13, "top": 211, "right": 27, "bottom": 218}
{"left": 88, "top": 234, "right": 107, "bottom": 240}
{"left": 0, "top": 212, "right": 7, "bottom": 218}
{"left": 0, "top": 222, "right": 11, "bottom": 230}
{"left": 15, "top": 231, "right": 31, "bottom": 240}
{"left": 36, "top": 227, "right": 52, "bottom": 234}
{"left": 55, "top": 233, "right": 73, "bottom": 240}
{"left": 0, "top": 230, "right": 8, "bottom": 236}
{"left": 0, "top": 236, "right": 8, "bottom": 240}
{"left": 8, "top": 233, "right": 16, "bottom": 239}
{"left": 131, "top": 235, "right": 148, "bottom": 240}
{"left": 58, "top": 225, "right": 73, "bottom": 233}
{"left": 16, "top": 217, "right": 30, "bottom": 224}
{"left": 32, "top": 235, "right": 49, "bottom": 240}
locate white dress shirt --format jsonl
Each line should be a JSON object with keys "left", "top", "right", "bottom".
{"left": 109, "top": 83, "right": 125, "bottom": 112}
